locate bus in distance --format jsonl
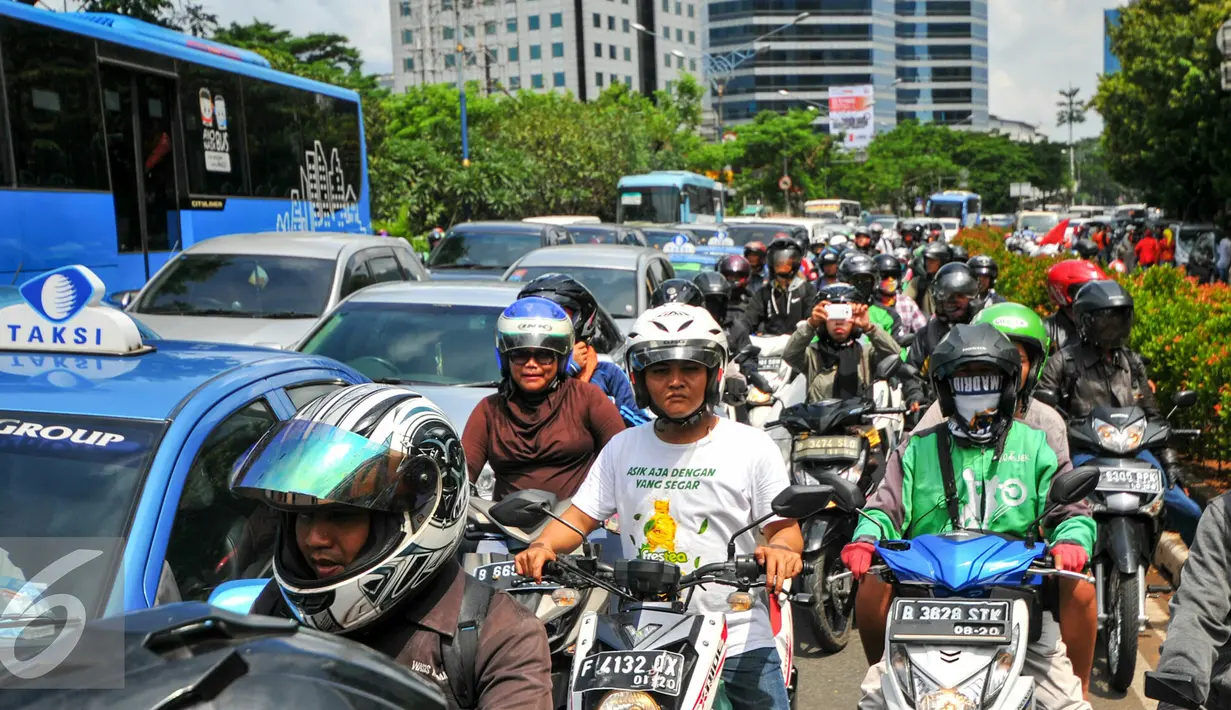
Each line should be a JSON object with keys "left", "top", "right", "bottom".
{"left": 0, "top": 3, "right": 370, "bottom": 292}
{"left": 617, "top": 171, "right": 725, "bottom": 225}
{"left": 804, "top": 198, "right": 861, "bottom": 223}
{"left": 925, "top": 191, "right": 982, "bottom": 228}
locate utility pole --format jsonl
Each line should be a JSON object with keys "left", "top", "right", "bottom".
{"left": 1056, "top": 85, "right": 1085, "bottom": 207}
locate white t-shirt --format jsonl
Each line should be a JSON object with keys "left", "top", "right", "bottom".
{"left": 572, "top": 417, "right": 790, "bottom": 656}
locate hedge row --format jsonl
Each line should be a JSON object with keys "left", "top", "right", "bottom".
{"left": 955, "top": 228, "right": 1231, "bottom": 459}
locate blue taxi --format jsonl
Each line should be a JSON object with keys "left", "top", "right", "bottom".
{"left": 0, "top": 265, "right": 367, "bottom": 623}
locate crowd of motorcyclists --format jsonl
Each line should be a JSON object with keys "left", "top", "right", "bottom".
{"left": 195, "top": 215, "right": 1227, "bottom": 710}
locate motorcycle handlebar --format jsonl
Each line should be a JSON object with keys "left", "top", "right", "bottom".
{"left": 1173, "top": 429, "right": 1203, "bottom": 437}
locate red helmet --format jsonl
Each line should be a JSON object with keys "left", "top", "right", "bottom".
{"left": 743, "top": 241, "right": 768, "bottom": 258}
{"left": 1046, "top": 259, "right": 1108, "bottom": 308}
{"left": 717, "top": 254, "right": 752, "bottom": 288}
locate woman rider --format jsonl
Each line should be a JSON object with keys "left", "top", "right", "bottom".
{"left": 462, "top": 297, "right": 626, "bottom": 501}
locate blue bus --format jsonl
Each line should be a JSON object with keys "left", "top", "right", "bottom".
{"left": 616, "top": 171, "right": 725, "bottom": 225}
{"left": 924, "top": 190, "right": 982, "bottom": 228}
{"left": 0, "top": 3, "right": 370, "bottom": 292}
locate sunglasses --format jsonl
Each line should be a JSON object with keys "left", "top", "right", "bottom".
{"left": 510, "top": 350, "right": 557, "bottom": 367}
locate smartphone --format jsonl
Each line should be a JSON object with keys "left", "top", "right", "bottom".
{"left": 828, "top": 303, "right": 852, "bottom": 321}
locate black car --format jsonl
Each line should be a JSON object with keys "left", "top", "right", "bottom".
{"left": 565, "top": 223, "right": 649, "bottom": 247}
{"left": 428, "top": 221, "right": 574, "bottom": 280}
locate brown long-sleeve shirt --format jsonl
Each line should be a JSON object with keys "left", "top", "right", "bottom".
{"left": 463, "top": 378, "right": 626, "bottom": 500}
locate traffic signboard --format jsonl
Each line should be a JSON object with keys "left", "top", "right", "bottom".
{"left": 778, "top": 175, "right": 792, "bottom": 190}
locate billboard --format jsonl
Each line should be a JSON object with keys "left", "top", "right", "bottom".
{"left": 827, "top": 85, "right": 875, "bottom": 150}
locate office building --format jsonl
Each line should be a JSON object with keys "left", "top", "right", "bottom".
{"left": 1104, "top": 8, "right": 1121, "bottom": 75}
{"left": 707, "top": 0, "right": 989, "bottom": 131}
{"left": 388, "top": 0, "right": 704, "bottom": 100}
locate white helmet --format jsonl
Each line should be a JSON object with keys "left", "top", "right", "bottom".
{"left": 230, "top": 384, "right": 468, "bottom": 635}
{"left": 829, "top": 234, "right": 849, "bottom": 248}
{"left": 625, "top": 304, "right": 728, "bottom": 425}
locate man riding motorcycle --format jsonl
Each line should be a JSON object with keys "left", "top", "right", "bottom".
{"left": 1043, "top": 259, "right": 1107, "bottom": 355}
{"left": 815, "top": 248, "right": 844, "bottom": 289}
{"left": 651, "top": 278, "right": 705, "bottom": 308}
{"left": 695, "top": 270, "right": 752, "bottom": 357}
{"left": 234, "top": 384, "right": 553, "bottom": 710}
{"left": 515, "top": 304, "right": 804, "bottom": 710}
{"left": 783, "top": 282, "right": 900, "bottom": 404}
{"left": 968, "top": 254, "right": 1007, "bottom": 305}
{"left": 905, "top": 241, "right": 952, "bottom": 317}
{"left": 462, "top": 298, "right": 625, "bottom": 501}
{"left": 842, "top": 324, "right": 1095, "bottom": 710}
{"left": 851, "top": 227, "right": 877, "bottom": 257}
{"left": 733, "top": 237, "right": 818, "bottom": 339}
{"left": 518, "top": 273, "right": 646, "bottom": 426}
{"left": 902, "top": 262, "right": 984, "bottom": 408}
{"left": 718, "top": 254, "right": 756, "bottom": 324}
{"left": 873, "top": 253, "right": 926, "bottom": 334}
{"left": 1039, "top": 280, "right": 1202, "bottom": 547}
{"left": 745, "top": 241, "right": 770, "bottom": 290}
{"left": 840, "top": 252, "right": 899, "bottom": 335}
{"left": 871, "top": 222, "right": 897, "bottom": 254}
{"left": 854, "top": 303, "right": 1100, "bottom": 696}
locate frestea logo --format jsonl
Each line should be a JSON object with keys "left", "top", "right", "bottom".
{"left": 18, "top": 266, "right": 103, "bottom": 324}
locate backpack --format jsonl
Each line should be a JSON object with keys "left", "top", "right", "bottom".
{"left": 440, "top": 575, "right": 496, "bottom": 709}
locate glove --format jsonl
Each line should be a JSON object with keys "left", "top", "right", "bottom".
{"left": 841, "top": 541, "right": 876, "bottom": 580}
{"left": 1050, "top": 543, "right": 1088, "bottom": 573}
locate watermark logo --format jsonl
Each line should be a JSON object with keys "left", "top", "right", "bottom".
{"left": 0, "top": 538, "right": 124, "bottom": 689}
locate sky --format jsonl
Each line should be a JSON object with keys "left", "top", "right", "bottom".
{"left": 79, "top": 0, "right": 1122, "bottom": 143}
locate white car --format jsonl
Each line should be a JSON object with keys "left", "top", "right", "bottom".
{"left": 121, "top": 232, "right": 427, "bottom": 347}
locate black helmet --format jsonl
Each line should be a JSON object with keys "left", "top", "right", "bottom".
{"left": 873, "top": 252, "right": 903, "bottom": 295}
{"left": 716, "top": 254, "right": 752, "bottom": 288}
{"left": 518, "top": 272, "right": 599, "bottom": 341}
{"left": 651, "top": 278, "right": 704, "bottom": 307}
{"left": 1073, "top": 280, "right": 1134, "bottom": 349}
{"left": 818, "top": 247, "right": 842, "bottom": 268}
{"left": 767, "top": 237, "right": 804, "bottom": 276}
{"left": 929, "top": 323, "right": 1022, "bottom": 444}
{"left": 0, "top": 602, "right": 446, "bottom": 709}
{"left": 853, "top": 226, "right": 872, "bottom": 240}
{"left": 967, "top": 255, "right": 999, "bottom": 291}
{"left": 949, "top": 244, "right": 969, "bottom": 263}
{"left": 923, "top": 241, "right": 952, "bottom": 265}
{"left": 838, "top": 252, "right": 877, "bottom": 303}
{"left": 816, "top": 281, "right": 861, "bottom": 305}
{"left": 1074, "top": 239, "right": 1100, "bottom": 260}
{"left": 930, "top": 262, "right": 981, "bottom": 324}
{"left": 693, "top": 270, "right": 732, "bottom": 323}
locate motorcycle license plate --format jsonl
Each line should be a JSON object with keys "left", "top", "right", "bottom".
{"left": 888, "top": 599, "right": 1011, "bottom": 644}
{"left": 1097, "top": 468, "right": 1162, "bottom": 494}
{"left": 572, "top": 650, "right": 685, "bottom": 696}
{"left": 471, "top": 560, "right": 522, "bottom": 589}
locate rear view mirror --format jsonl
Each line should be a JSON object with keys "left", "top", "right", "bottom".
{"left": 489, "top": 489, "right": 559, "bottom": 528}
{"left": 1173, "top": 390, "right": 1198, "bottom": 409}
{"left": 770, "top": 485, "right": 835, "bottom": 519}
{"left": 813, "top": 473, "right": 866, "bottom": 513}
{"left": 1033, "top": 388, "right": 1059, "bottom": 407}
{"left": 207, "top": 578, "right": 270, "bottom": 615}
{"left": 1048, "top": 465, "right": 1100, "bottom": 507}
{"left": 874, "top": 355, "right": 901, "bottom": 380}
{"left": 106, "top": 290, "right": 139, "bottom": 309}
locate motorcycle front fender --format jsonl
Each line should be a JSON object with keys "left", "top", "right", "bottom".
{"left": 803, "top": 517, "right": 831, "bottom": 556}
{"left": 1098, "top": 515, "right": 1151, "bottom": 575}
{"left": 803, "top": 512, "right": 856, "bottom": 557}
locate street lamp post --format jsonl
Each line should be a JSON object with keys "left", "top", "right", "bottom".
{"left": 453, "top": 5, "right": 470, "bottom": 168}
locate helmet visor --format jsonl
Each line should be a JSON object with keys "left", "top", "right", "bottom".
{"left": 1085, "top": 308, "right": 1133, "bottom": 348}
{"left": 231, "top": 419, "right": 438, "bottom": 527}
{"left": 496, "top": 323, "right": 573, "bottom": 357}
{"left": 628, "top": 341, "right": 725, "bottom": 372}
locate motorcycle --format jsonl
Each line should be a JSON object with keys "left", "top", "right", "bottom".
{"left": 746, "top": 333, "right": 807, "bottom": 458}
{"left": 1039, "top": 388, "right": 1199, "bottom": 691}
{"left": 766, "top": 376, "right": 906, "bottom": 651}
{"left": 461, "top": 493, "right": 609, "bottom": 709}
{"left": 821, "top": 467, "right": 1102, "bottom": 710}
{"left": 487, "top": 486, "right": 835, "bottom": 710}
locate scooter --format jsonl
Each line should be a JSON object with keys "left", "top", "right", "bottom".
{"left": 766, "top": 384, "right": 905, "bottom": 652}
{"left": 487, "top": 486, "right": 835, "bottom": 710}
{"left": 1056, "top": 390, "right": 1199, "bottom": 691}
{"left": 747, "top": 333, "right": 806, "bottom": 459}
{"left": 821, "top": 467, "right": 1102, "bottom": 710}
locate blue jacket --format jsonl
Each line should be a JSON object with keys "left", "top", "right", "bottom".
{"left": 587, "top": 360, "right": 649, "bottom": 426}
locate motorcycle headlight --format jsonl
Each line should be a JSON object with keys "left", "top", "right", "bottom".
{"left": 918, "top": 690, "right": 977, "bottom": 710}
{"left": 1093, "top": 418, "right": 1146, "bottom": 454}
{"left": 597, "top": 690, "right": 661, "bottom": 710}
{"left": 982, "top": 627, "right": 1020, "bottom": 704}
{"left": 889, "top": 643, "right": 915, "bottom": 703}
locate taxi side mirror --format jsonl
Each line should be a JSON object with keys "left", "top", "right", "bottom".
{"left": 107, "top": 290, "right": 139, "bottom": 309}
{"left": 207, "top": 578, "right": 269, "bottom": 615}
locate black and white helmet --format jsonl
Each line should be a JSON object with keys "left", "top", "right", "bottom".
{"left": 625, "top": 304, "right": 728, "bottom": 426}
{"left": 230, "top": 384, "right": 468, "bottom": 635}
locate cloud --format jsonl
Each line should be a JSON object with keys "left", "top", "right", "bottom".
{"left": 988, "top": 0, "right": 1121, "bottom": 142}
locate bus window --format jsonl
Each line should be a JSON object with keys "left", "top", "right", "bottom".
{"left": 245, "top": 78, "right": 305, "bottom": 198}
{"left": 2, "top": 18, "right": 109, "bottom": 191}
{"left": 179, "top": 62, "right": 248, "bottom": 197}
{"left": 966, "top": 197, "right": 981, "bottom": 224}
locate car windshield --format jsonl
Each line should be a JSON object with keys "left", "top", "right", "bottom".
{"left": 135, "top": 254, "right": 334, "bottom": 318}
{"left": 617, "top": 187, "right": 679, "bottom": 223}
{"left": 300, "top": 303, "right": 504, "bottom": 384}
{"left": 0, "top": 412, "right": 164, "bottom": 619}
{"left": 568, "top": 226, "right": 623, "bottom": 244}
{"left": 727, "top": 224, "right": 797, "bottom": 246}
{"left": 1019, "top": 214, "right": 1060, "bottom": 232}
{"left": 928, "top": 201, "right": 964, "bottom": 219}
{"left": 870, "top": 217, "right": 897, "bottom": 228}
{"left": 508, "top": 265, "right": 640, "bottom": 318}
{"left": 429, "top": 231, "right": 543, "bottom": 269}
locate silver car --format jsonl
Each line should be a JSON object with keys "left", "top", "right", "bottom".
{"left": 122, "top": 232, "right": 428, "bottom": 347}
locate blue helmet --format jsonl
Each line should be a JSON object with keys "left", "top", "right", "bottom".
{"left": 495, "top": 296, "right": 575, "bottom": 383}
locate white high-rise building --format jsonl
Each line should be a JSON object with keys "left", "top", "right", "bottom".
{"left": 388, "top": 0, "right": 705, "bottom": 100}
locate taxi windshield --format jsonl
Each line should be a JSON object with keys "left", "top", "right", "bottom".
{"left": 134, "top": 254, "right": 335, "bottom": 319}
{"left": 0, "top": 412, "right": 164, "bottom": 618}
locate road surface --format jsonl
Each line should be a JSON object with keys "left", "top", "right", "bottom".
{"left": 793, "top": 580, "right": 1173, "bottom": 709}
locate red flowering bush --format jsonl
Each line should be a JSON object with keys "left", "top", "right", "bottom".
{"left": 956, "top": 228, "right": 1231, "bottom": 459}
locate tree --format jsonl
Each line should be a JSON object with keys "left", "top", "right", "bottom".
{"left": 1093, "top": 0, "right": 1231, "bottom": 221}
{"left": 170, "top": 2, "right": 218, "bottom": 37}
{"left": 77, "top": 0, "right": 174, "bottom": 26}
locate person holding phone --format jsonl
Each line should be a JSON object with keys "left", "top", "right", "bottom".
{"left": 782, "top": 282, "right": 900, "bottom": 404}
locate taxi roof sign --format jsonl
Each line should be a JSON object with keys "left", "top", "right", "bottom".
{"left": 0, "top": 266, "right": 149, "bottom": 356}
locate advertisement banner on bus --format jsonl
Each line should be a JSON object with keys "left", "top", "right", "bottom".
{"left": 827, "top": 85, "right": 875, "bottom": 150}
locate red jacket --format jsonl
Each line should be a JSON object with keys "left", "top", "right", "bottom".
{"left": 1135, "top": 236, "right": 1160, "bottom": 265}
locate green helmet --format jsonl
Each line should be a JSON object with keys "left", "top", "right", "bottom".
{"left": 972, "top": 302, "right": 1051, "bottom": 404}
